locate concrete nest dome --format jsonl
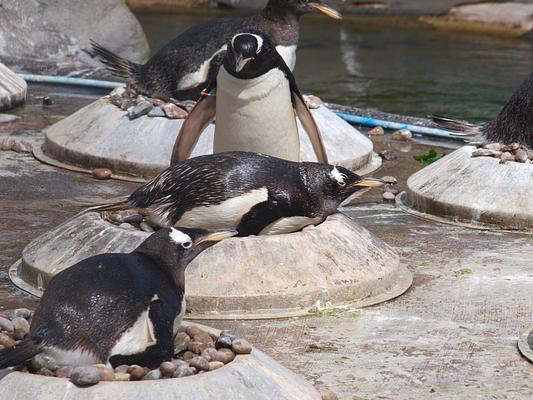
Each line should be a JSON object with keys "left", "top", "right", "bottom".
{"left": 518, "top": 327, "right": 533, "bottom": 365}
{"left": 397, "top": 145, "right": 533, "bottom": 232}
{"left": 0, "top": 63, "right": 26, "bottom": 111}
{"left": 0, "top": 322, "right": 323, "bottom": 400}
{"left": 33, "top": 97, "right": 381, "bottom": 182}
{"left": 11, "top": 213, "right": 411, "bottom": 319}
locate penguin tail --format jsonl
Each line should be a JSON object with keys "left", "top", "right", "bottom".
{"left": 431, "top": 115, "right": 483, "bottom": 137}
{"left": 0, "top": 340, "right": 43, "bottom": 369}
{"left": 90, "top": 40, "right": 142, "bottom": 81}
{"left": 83, "top": 196, "right": 131, "bottom": 213}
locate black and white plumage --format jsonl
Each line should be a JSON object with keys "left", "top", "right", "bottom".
{"left": 0, "top": 228, "right": 236, "bottom": 370}
{"left": 90, "top": 152, "right": 383, "bottom": 236}
{"left": 172, "top": 30, "right": 329, "bottom": 164}
{"left": 433, "top": 73, "right": 533, "bottom": 148}
{"left": 90, "top": 1, "right": 341, "bottom": 101}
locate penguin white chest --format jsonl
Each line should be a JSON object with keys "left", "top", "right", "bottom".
{"left": 214, "top": 67, "right": 300, "bottom": 162}
{"left": 276, "top": 45, "right": 297, "bottom": 71}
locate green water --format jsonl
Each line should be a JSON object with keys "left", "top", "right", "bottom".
{"left": 136, "top": 12, "right": 533, "bottom": 122}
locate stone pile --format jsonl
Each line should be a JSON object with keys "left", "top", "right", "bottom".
{"left": 0, "top": 310, "right": 251, "bottom": 387}
{"left": 471, "top": 142, "right": 533, "bottom": 164}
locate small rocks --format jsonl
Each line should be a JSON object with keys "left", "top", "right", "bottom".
{"left": 42, "top": 96, "right": 54, "bottom": 106}
{"left": 163, "top": 103, "right": 188, "bottom": 119}
{"left": 231, "top": 338, "right": 252, "bottom": 355}
{"left": 320, "top": 388, "right": 339, "bottom": 400}
{"left": 92, "top": 168, "right": 112, "bottom": 180}
{"left": 174, "top": 365, "right": 196, "bottom": 378}
{"left": 208, "top": 361, "right": 224, "bottom": 371}
{"left": 515, "top": 148, "right": 528, "bottom": 163}
{"left": 0, "top": 333, "right": 16, "bottom": 347}
{"left": 14, "top": 308, "right": 32, "bottom": 319}
{"left": 382, "top": 191, "right": 396, "bottom": 201}
{"left": 55, "top": 366, "right": 73, "bottom": 379}
{"left": 368, "top": 126, "right": 385, "bottom": 136}
{"left": 159, "top": 361, "right": 176, "bottom": 377}
{"left": 378, "top": 149, "right": 398, "bottom": 161}
{"left": 391, "top": 129, "right": 413, "bottom": 141}
{"left": 380, "top": 175, "right": 399, "bottom": 202}
{"left": 217, "top": 348, "right": 236, "bottom": 364}
{"left": 472, "top": 142, "right": 533, "bottom": 165}
{"left": 0, "top": 317, "right": 14, "bottom": 334}
{"left": 143, "top": 369, "right": 162, "bottom": 380}
{"left": 140, "top": 222, "right": 155, "bottom": 232}
{"left": 128, "top": 100, "right": 153, "bottom": 120}
{"left": 31, "top": 353, "right": 58, "bottom": 372}
{"left": 215, "top": 335, "right": 232, "bottom": 350}
{"left": 382, "top": 176, "right": 397, "bottom": 184}
{"left": 114, "top": 373, "right": 131, "bottom": 381}
{"left": 11, "top": 317, "right": 30, "bottom": 340}
{"left": 499, "top": 151, "right": 514, "bottom": 163}
{"left": 0, "top": 137, "right": 33, "bottom": 153}
{"left": 148, "top": 106, "right": 166, "bottom": 118}
{"left": 188, "top": 356, "right": 210, "bottom": 371}
{"left": 70, "top": 366, "right": 101, "bottom": 387}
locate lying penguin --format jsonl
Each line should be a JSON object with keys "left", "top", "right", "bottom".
{"left": 0, "top": 227, "right": 236, "bottom": 370}
{"left": 433, "top": 73, "right": 533, "bottom": 148}
{"left": 91, "top": 0, "right": 341, "bottom": 101}
{"left": 172, "top": 30, "right": 329, "bottom": 164}
{"left": 89, "top": 152, "right": 383, "bottom": 236}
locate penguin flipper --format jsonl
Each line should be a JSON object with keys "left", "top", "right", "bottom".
{"left": 90, "top": 40, "right": 142, "bottom": 82}
{"left": 0, "top": 340, "right": 43, "bottom": 369}
{"left": 171, "top": 95, "right": 217, "bottom": 164}
{"left": 431, "top": 115, "right": 483, "bottom": 137}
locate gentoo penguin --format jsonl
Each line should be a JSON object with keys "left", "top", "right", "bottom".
{"left": 0, "top": 227, "right": 236, "bottom": 370}
{"left": 172, "top": 30, "right": 329, "bottom": 164}
{"left": 91, "top": 1, "right": 341, "bottom": 101}
{"left": 433, "top": 73, "right": 533, "bottom": 148}
{"left": 89, "top": 152, "right": 384, "bottom": 236}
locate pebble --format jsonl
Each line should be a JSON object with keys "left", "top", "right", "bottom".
{"left": 188, "top": 356, "right": 210, "bottom": 371}
{"left": 70, "top": 366, "right": 101, "bottom": 386}
{"left": 216, "top": 348, "right": 236, "bottom": 364}
{"left": 11, "top": 317, "right": 30, "bottom": 340}
{"left": 114, "top": 364, "right": 129, "bottom": 374}
{"left": 383, "top": 192, "right": 396, "bottom": 201}
{"left": 320, "top": 388, "right": 339, "bottom": 400}
{"left": 120, "top": 99, "right": 136, "bottom": 111}
{"left": 187, "top": 341, "right": 208, "bottom": 354}
{"left": 143, "top": 369, "right": 162, "bottom": 380}
{"left": 31, "top": 353, "right": 58, "bottom": 372}
{"left": 472, "top": 148, "right": 496, "bottom": 157}
{"left": 220, "top": 330, "right": 237, "bottom": 341}
{"left": 304, "top": 95, "right": 322, "bottom": 109}
{"left": 148, "top": 107, "right": 166, "bottom": 118}
{"left": 55, "top": 366, "right": 73, "bottom": 379}
{"left": 159, "top": 361, "right": 176, "bottom": 377}
{"left": 1, "top": 138, "right": 15, "bottom": 151}
{"left": 208, "top": 361, "right": 225, "bottom": 371}
{"left": 499, "top": 152, "right": 514, "bottom": 163}
{"left": 0, "top": 317, "right": 14, "bottom": 334}
{"left": 0, "top": 333, "right": 16, "bottom": 347}
{"left": 215, "top": 335, "right": 232, "bottom": 350}
{"left": 501, "top": 143, "right": 520, "bottom": 152}
{"left": 515, "top": 148, "right": 528, "bottom": 163}
{"left": 37, "top": 368, "right": 55, "bottom": 377}
{"left": 119, "top": 223, "right": 136, "bottom": 230}
{"left": 95, "top": 365, "right": 115, "bottom": 381}
{"left": 201, "top": 347, "right": 219, "bottom": 362}
{"left": 92, "top": 168, "right": 112, "bottom": 180}
{"left": 174, "top": 365, "right": 196, "bottom": 378}
{"left": 163, "top": 103, "right": 188, "bottom": 119}
{"left": 122, "top": 214, "right": 144, "bottom": 224}
{"left": 384, "top": 184, "right": 399, "bottom": 195}
{"left": 129, "top": 366, "right": 147, "bottom": 381}
{"left": 174, "top": 331, "right": 191, "bottom": 347}
{"left": 114, "top": 373, "right": 131, "bottom": 381}
{"left": 391, "top": 129, "right": 412, "bottom": 141}
{"left": 110, "top": 86, "right": 126, "bottom": 98}
{"left": 42, "top": 96, "right": 54, "bottom": 106}
{"left": 368, "top": 126, "right": 385, "bottom": 136}
{"left": 128, "top": 100, "right": 153, "bottom": 120}
{"left": 484, "top": 142, "right": 502, "bottom": 151}
{"left": 0, "top": 113, "right": 19, "bottom": 123}
{"left": 231, "top": 338, "right": 252, "bottom": 354}
{"left": 185, "top": 326, "right": 203, "bottom": 338}
{"left": 140, "top": 221, "right": 155, "bottom": 232}
{"left": 378, "top": 150, "right": 398, "bottom": 161}
{"left": 12, "top": 140, "right": 33, "bottom": 153}
{"left": 183, "top": 351, "right": 195, "bottom": 361}
{"left": 193, "top": 331, "right": 214, "bottom": 346}
{"left": 381, "top": 176, "right": 397, "bottom": 184}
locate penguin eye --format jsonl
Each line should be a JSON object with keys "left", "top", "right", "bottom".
{"left": 337, "top": 180, "right": 346, "bottom": 188}
{"left": 182, "top": 241, "right": 192, "bottom": 249}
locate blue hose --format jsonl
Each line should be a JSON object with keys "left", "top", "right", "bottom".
{"left": 20, "top": 73, "right": 461, "bottom": 141}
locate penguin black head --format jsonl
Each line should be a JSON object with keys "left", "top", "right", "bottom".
{"left": 225, "top": 30, "right": 280, "bottom": 79}
{"left": 304, "top": 163, "right": 384, "bottom": 213}
{"left": 266, "top": 0, "right": 342, "bottom": 19}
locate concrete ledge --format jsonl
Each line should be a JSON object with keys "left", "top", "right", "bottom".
{"left": 0, "top": 322, "right": 322, "bottom": 400}
{"left": 11, "top": 213, "right": 411, "bottom": 319}
{"left": 0, "top": 64, "right": 26, "bottom": 111}
{"left": 34, "top": 98, "right": 379, "bottom": 182}
{"left": 397, "top": 146, "right": 533, "bottom": 232}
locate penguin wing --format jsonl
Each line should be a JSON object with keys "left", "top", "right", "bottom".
{"left": 279, "top": 60, "right": 329, "bottom": 164}
{"left": 171, "top": 94, "right": 217, "bottom": 164}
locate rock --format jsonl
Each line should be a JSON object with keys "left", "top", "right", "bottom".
{"left": 382, "top": 176, "right": 398, "bottom": 184}
{"left": 303, "top": 95, "right": 322, "bottom": 109}
{"left": 140, "top": 222, "right": 155, "bottom": 232}
{"left": 527, "top": 150, "right": 533, "bottom": 160}
{"left": 11, "top": 317, "right": 30, "bottom": 340}
{"left": 110, "top": 87, "right": 126, "bottom": 98}
{"left": 37, "top": 368, "right": 55, "bottom": 377}
{"left": 96, "top": 365, "right": 116, "bottom": 381}
{"left": 114, "top": 373, "right": 131, "bottom": 381}
{"left": 484, "top": 142, "right": 502, "bottom": 151}
{"left": 0, "top": 333, "right": 16, "bottom": 348}
{"left": 122, "top": 214, "right": 143, "bottom": 224}
{"left": 175, "top": 331, "right": 191, "bottom": 347}
{"left": 501, "top": 143, "right": 520, "bottom": 152}
{"left": 120, "top": 99, "right": 136, "bottom": 111}
{"left": 55, "top": 366, "right": 73, "bottom": 379}
{"left": 174, "top": 344, "right": 188, "bottom": 355}
{"left": 384, "top": 184, "right": 399, "bottom": 195}
{"left": 472, "top": 148, "right": 497, "bottom": 157}
{"left": 320, "top": 388, "right": 339, "bottom": 400}
{"left": 0, "top": 113, "right": 19, "bottom": 123}
{"left": 185, "top": 326, "right": 203, "bottom": 338}
{"left": 391, "top": 129, "right": 412, "bottom": 141}
{"left": 114, "top": 364, "right": 129, "bottom": 374}
{"left": 231, "top": 338, "right": 252, "bottom": 354}
{"left": 215, "top": 335, "right": 233, "bottom": 350}
{"left": 383, "top": 192, "right": 396, "bottom": 201}
{"left": 42, "top": 96, "right": 54, "bottom": 106}
{"left": 148, "top": 107, "right": 166, "bottom": 118}
{"left": 92, "top": 168, "right": 112, "bottom": 180}
{"left": 143, "top": 369, "right": 162, "bottom": 380}
{"left": 378, "top": 150, "right": 398, "bottom": 161}
{"left": 216, "top": 348, "right": 236, "bottom": 364}
{"left": 183, "top": 351, "right": 195, "bottom": 361}
{"left": 0, "top": 317, "right": 14, "bottom": 334}
{"left": 208, "top": 361, "right": 225, "bottom": 371}
{"left": 163, "top": 103, "right": 188, "bottom": 119}
{"left": 1, "top": 138, "right": 15, "bottom": 151}
{"left": 220, "top": 330, "right": 237, "bottom": 340}
{"left": 159, "top": 361, "right": 176, "bottom": 377}
{"left": 173, "top": 365, "right": 196, "bottom": 378}
{"left": 187, "top": 341, "right": 208, "bottom": 354}
{"left": 201, "top": 347, "right": 219, "bottom": 362}
{"left": 119, "top": 223, "right": 136, "bottom": 230}
{"left": 128, "top": 366, "right": 147, "bottom": 381}
{"left": 515, "top": 149, "right": 528, "bottom": 163}
{"left": 128, "top": 100, "right": 153, "bottom": 120}
{"left": 70, "top": 366, "right": 101, "bottom": 387}
{"left": 368, "top": 126, "right": 385, "bottom": 136}
{"left": 12, "top": 140, "right": 33, "bottom": 153}
{"left": 0, "top": 1, "right": 149, "bottom": 71}
{"left": 193, "top": 332, "right": 214, "bottom": 346}
{"left": 31, "top": 353, "right": 58, "bottom": 372}
{"left": 188, "top": 356, "right": 210, "bottom": 371}
{"left": 499, "top": 152, "right": 514, "bottom": 163}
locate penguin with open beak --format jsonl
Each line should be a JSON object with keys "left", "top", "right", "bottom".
{"left": 172, "top": 30, "right": 329, "bottom": 165}
{"left": 89, "top": 152, "right": 384, "bottom": 236}
{"left": 0, "top": 228, "right": 236, "bottom": 370}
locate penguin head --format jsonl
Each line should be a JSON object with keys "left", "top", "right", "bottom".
{"left": 305, "top": 164, "right": 384, "bottom": 211}
{"left": 268, "top": 0, "right": 341, "bottom": 19}
{"left": 225, "top": 30, "right": 279, "bottom": 79}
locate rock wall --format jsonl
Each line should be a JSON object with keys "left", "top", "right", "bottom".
{"left": 0, "top": 0, "right": 149, "bottom": 71}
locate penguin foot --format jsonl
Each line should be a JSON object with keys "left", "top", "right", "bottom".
{"left": 303, "top": 95, "right": 322, "bottom": 110}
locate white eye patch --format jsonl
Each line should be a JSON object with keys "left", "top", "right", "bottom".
{"left": 331, "top": 167, "right": 348, "bottom": 185}
{"left": 231, "top": 33, "right": 264, "bottom": 54}
{"left": 170, "top": 228, "right": 193, "bottom": 248}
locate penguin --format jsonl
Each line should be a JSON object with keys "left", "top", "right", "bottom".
{"left": 432, "top": 73, "right": 533, "bottom": 148}
{"left": 172, "top": 30, "right": 329, "bottom": 164}
{"left": 88, "top": 152, "right": 384, "bottom": 236}
{"left": 90, "top": 1, "right": 341, "bottom": 101}
{"left": 0, "top": 227, "right": 236, "bottom": 370}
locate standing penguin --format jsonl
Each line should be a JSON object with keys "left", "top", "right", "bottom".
{"left": 88, "top": 152, "right": 384, "bottom": 236}
{"left": 91, "top": 1, "right": 341, "bottom": 101}
{"left": 433, "top": 73, "right": 533, "bottom": 148}
{"left": 0, "top": 227, "right": 236, "bottom": 370}
{"left": 172, "top": 30, "right": 329, "bottom": 164}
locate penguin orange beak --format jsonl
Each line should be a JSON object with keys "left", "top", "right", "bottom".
{"left": 351, "top": 178, "right": 385, "bottom": 188}
{"left": 308, "top": 2, "right": 342, "bottom": 19}
{"left": 196, "top": 229, "right": 238, "bottom": 245}
{"left": 235, "top": 55, "right": 255, "bottom": 73}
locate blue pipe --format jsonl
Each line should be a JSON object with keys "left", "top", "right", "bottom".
{"left": 335, "top": 112, "right": 465, "bottom": 142}
{"left": 19, "top": 73, "right": 123, "bottom": 90}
